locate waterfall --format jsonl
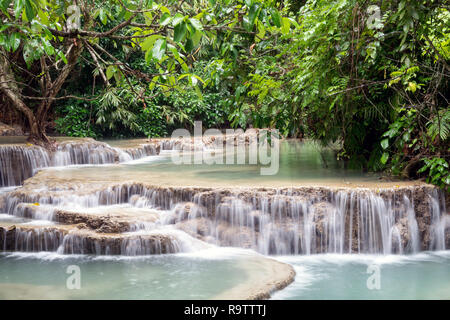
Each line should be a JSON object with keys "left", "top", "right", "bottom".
{"left": 0, "top": 139, "right": 164, "bottom": 187}
{"left": 429, "top": 189, "right": 448, "bottom": 251}
{"left": 0, "top": 137, "right": 447, "bottom": 257}
{"left": 2, "top": 183, "right": 447, "bottom": 256}
{"left": 0, "top": 145, "right": 50, "bottom": 186}
{"left": 0, "top": 225, "right": 182, "bottom": 256}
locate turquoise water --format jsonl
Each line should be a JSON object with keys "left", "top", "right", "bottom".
{"left": 3, "top": 251, "right": 449, "bottom": 300}
{"left": 272, "top": 252, "right": 450, "bottom": 300}
{"left": 141, "top": 140, "right": 373, "bottom": 180}
{"left": 50, "top": 140, "right": 381, "bottom": 186}
{"left": 0, "top": 251, "right": 248, "bottom": 299}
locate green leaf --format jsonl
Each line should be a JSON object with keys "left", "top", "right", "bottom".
{"left": 160, "top": 6, "right": 170, "bottom": 15}
{"left": 140, "top": 35, "right": 162, "bottom": 51}
{"left": 380, "top": 152, "right": 389, "bottom": 164}
{"left": 160, "top": 13, "right": 171, "bottom": 26}
{"left": 24, "top": 0, "right": 35, "bottom": 21}
{"left": 288, "top": 17, "right": 300, "bottom": 29}
{"left": 106, "top": 65, "right": 115, "bottom": 80}
{"left": 417, "top": 164, "right": 428, "bottom": 174}
{"left": 191, "top": 29, "right": 202, "bottom": 47}
{"left": 13, "top": 0, "right": 23, "bottom": 18}
{"left": 380, "top": 138, "right": 389, "bottom": 149}
{"left": 184, "top": 38, "right": 193, "bottom": 52}
{"left": 444, "top": 175, "right": 450, "bottom": 185}
{"left": 281, "top": 17, "right": 290, "bottom": 34}
{"left": 193, "top": 74, "right": 204, "bottom": 84}
{"left": 256, "top": 20, "right": 265, "bottom": 40}
{"left": 407, "top": 82, "right": 417, "bottom": 93}
{"left": 173, "top": 21, "right": 187, "bottom": 43}
{"left": 37, "top": 9, "right": 48, "bottom": 24}
{"left": 144, "top": 47, "right": 153, "bottom": 64}
{"left": 270, "top": 8, "right": 281, "bottom": 27}
{"left": 172, "top": 13, "right": 185, "bottom": 26}
{"left": 99, "top": 8, "right": 107, "bottom": 25}
{"left": 152, "top": 38, "right": 166, "bottom": 60}
{"left": 149, "top": 76, "right": 159, "bottom": 90}
{"left": 167, "top": 43, "right": 180, "bottom": 59}
{"left": 248, "top": 3, "right": 261, "bottom": 27}
{"left": 177, "top": 73, "right": 190, "bottom": 81}
{"left": 0, "top": 34, "right": 10, "bottom": 51}
{"left": 177, "top": 57, "right": 189, "bottom": 72}
{"left": 194, "top": 85, "right": 202, "bottom": 99}
{"left": 189, "top": 18, "right": 203, "bottom": 31}
{"left": 58, "top": 50, "right": 68, "bottom": 64}
{"left": 41, "top": 38, "right": 55, "bottom": 55}
{"left": 113, "top": 69, "right": 122, "bottom": 83}
{"left": 9, "top": 33, "right": 20, "bottom": 52}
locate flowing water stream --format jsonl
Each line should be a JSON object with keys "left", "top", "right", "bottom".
{"left": 0, "top": 136, "right": 448, "bottom": 299}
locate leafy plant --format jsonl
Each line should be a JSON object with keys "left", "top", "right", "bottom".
{"left": 418, "top": 157, "right": 450, "bottom": 191}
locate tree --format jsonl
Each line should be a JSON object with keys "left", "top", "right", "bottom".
{"left": 217, "top": 0, "right": 448, "bottom": 181}
{"left": 0, "top": 0, "right": 283, "bottom": 146}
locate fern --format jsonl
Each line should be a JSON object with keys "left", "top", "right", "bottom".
{"left": 427, "top": 108, "right": 450, "bottom": 141}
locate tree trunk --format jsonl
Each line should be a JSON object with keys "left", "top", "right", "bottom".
{"left": 0, "top": 40, "right": 84, "bottom": 148}
{"left": 0, "top": 51, "right": 51, "bottom": 146}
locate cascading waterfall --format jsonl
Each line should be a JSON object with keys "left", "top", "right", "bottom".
{"left": 0, "top": 135, "right": 250, "bottom": 187}
{"left": 0, "top": 139, "right": 163, "bottom": 187}
{"left": 0, "top": 136, "right": 448, "bottom": 257}
{"left": 0, "top": 145, "right": 50, "bottom": 186}
{"left": 51, "top": 142, "right": 116, "bottom": 166}
{"left": 429, "top": 189, "right": 448, "bottom": 251}
{"left": 0, "top": 224, "right": 182, "bottom": 256}
{"left": 1, "top": 182, "right": 448, "bottom": 256}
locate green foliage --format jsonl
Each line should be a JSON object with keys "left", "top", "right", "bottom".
{"left": 418, "top": 158, "right": 450, "bottom": 191}
{"left": 2, "top": 0, "right": 448, "bottom": 189}
{"left": 427, "top": 109, "right": 450, "bottom": 142}
{"left": 55, "top": 103, "right": 98, "bottom": 138}
{"left": 203, "top": 0, "right": 449, "bottom": 185}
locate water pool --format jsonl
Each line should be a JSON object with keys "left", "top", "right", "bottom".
{"left": 0, "top": 249, "right": 255, "bottom": 300}
{"left": 38, "top": 140, "right": 395, "bottom": 188}
{"left": 272, "top": 251, "right": 450, "bottom": 299}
